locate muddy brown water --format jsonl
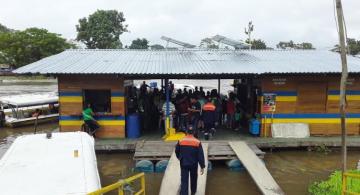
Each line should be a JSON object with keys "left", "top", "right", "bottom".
{"left": 1, "top": 124, "right": 360, "bottom": 195}
{"left": 1, "top": 79, "right": 360, "bottom": 194}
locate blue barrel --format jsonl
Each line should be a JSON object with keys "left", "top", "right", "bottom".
{"left": 155, "top": 160, "right": 169, "bottom": 173}
{"left": 126, "top": 114, "right": 141, "bottom": 138}
{"left": 249, "top": 119, "right": 260, "bottom": 136}
{"left": 135, "top": 160, "right": 154, "bottom": 173}
{"left": 226, "top": 159, "right": 245, "bottom": 171}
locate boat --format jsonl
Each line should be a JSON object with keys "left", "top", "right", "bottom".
{"left": 0, "top": 92, "right": 59, "bottom": 127}
{"left": 0, "top": 132, "right": 101, "bottom": 195}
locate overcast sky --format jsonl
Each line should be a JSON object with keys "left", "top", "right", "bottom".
{"left": 1, "top": 0, "right": 359, "bottom": 49}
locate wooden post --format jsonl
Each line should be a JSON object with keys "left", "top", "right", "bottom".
{"left": 335, "top": 0, "right": 349, "bottom": 174}
{"left": 218, "top": 79, "right": 221, "bottom": 94}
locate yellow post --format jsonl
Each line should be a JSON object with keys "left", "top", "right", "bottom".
{"left": 141, "top": 173, "right": 146, "bottom": 195}
{"left": 342, "top": 173, "right": 346, "bottom": 195}
{"left": 118, "top": 185, "right": 124, "bottom": 195}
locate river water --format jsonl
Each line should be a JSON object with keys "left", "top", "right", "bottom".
{"left": 1, "top": 78, "right": 360, "bottom": 195}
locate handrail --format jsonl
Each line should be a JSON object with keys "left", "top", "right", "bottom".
{"left": 88, "top": 172, "right": 145, "bottom": 195}
{"left": 342, "top": 172, "right": 360, "bottom": 195}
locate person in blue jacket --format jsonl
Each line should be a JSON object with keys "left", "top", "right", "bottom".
{"left": 175, "top": 127, "right": 205, "bottom": 195}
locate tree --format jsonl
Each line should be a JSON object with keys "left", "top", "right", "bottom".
{"left": 332, "top": 38, "right": 360, "bottom": 55}
{"left": 277, "top": 40, "right": 314, "bottom": 49}
{"left": 200, "top": 38, "right": 219, "bottom": 49}
{"left": 150, "top": 44, "right": 165, "bottom": 50}
{"left": 0, "top": 28, "right": 73, "bottom": 67}
{"left": 0, "top": 23, "right": 11, "bottom": 33}
{"left": 76, "top": 10, "right": 128, "bottom": 49}
{"left": 246, "top": 39, "right": 267, "bottom": 49}
{"left": 129, "top": 38, "right": 149, "bottom": 49}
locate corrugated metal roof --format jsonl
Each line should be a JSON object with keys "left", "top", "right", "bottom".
{"left": 14, "top": 49, "right": 360, "bottom": 76}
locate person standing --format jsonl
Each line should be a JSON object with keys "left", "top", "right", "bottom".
{"left": 202, "top": 99, "right": 216, "bottom": 140}
{"left": 175, "top": 127, "right": 205, "bottom": 195}
{"left": 188, "top": 96, "right": 201, "bottom": 138}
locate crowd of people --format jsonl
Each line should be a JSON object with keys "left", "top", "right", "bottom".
{"left": 127, "top": 81, "right": 246, "bottom": 139}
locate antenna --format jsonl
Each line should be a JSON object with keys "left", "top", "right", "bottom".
{"left": 161, "top": 36, "right": 196, "bottom": 49}
{"left": 211, "top": 35, "right": 250, "bottom": 49}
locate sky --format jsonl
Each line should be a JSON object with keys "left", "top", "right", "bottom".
{"left": 0, "top": 0, "right": 359, "bottom": 49}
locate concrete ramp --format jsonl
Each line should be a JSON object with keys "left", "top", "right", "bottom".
{"left": 159, "top": 143, "right": 208, "bottom": 195}
{"left": 229, "top": 142, "right": 284, "bottom": 195}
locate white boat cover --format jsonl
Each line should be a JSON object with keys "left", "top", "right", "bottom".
{"left": 0, "top": 92, "right": 58, "bottom": 107}
{"left": 0, "top": 132, "right": 101, "bottom": 195}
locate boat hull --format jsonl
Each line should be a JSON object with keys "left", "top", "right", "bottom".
{"left": 5, "top": 114, "right": 59, "bottom": 128}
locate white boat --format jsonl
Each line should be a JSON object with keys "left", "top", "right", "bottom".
{"left": 0, "top": 92, "right": 59, "bottom": 127}
{"left": 0, "top": 132, "right": 101, "bottom": 195}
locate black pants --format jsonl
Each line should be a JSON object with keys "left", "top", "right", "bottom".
{"left": 85, "top": 120, "right": 99, "bottom": 134}
{"left": 180, "top": 165, "right": 198, "bottom": 195}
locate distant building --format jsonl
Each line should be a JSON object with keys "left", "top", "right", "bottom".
{"left": 14, "top": 49, "right": 360, "bottom": 138}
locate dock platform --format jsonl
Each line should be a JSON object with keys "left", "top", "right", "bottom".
{"left": 159, "top": 143, "right": 208, "bottom": 195}
{"left": 134, "top": 141, "right": 264, "bottom": 161}
{"left": 230, "top": 141, "right": 284, "bottom": 195}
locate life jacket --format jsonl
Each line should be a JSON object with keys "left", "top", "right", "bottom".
{"left": 179, "top": 135, "right": 200, "bottom": 147}
{"left": 203, "top": 102, "right": 216, "bottom": 112}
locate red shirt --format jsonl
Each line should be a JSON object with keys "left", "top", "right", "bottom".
{"left": 226, "top": 100, "right": 235, "bottom": 114}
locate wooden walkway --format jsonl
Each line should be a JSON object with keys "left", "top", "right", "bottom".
{"left": 229, "top": 141, "right": 284, "bottom": 195}
{"left": 134, "top": 141, "right": 264, "bottom": 161}
{"left": 159, "top": 143, "right": 208, "bottom": 195}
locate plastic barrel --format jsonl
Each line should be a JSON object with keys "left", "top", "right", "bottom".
{"left": 155, "top": 160, "right": 169, "bottom": 173}
{"left": 249, "top": 119, "right": 260, "bottom": 136}
{"left": 126, "top": 114, "right": 141, "bottom": 138}
{"left": 226, "top": 159, "right": 245, "bottom": 171}
{"left": 135, "top": 160, "right": 154, "bottom": 173}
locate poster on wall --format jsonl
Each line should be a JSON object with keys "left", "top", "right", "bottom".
{"left": 263, "top": 93, "right": 276, "bottom": 112}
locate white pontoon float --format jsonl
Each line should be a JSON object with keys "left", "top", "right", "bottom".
{"left": 0, "top": 132, "right": 101, "bottom": 195}
{"left": 0, "top": 92, "right": 59, "bottom": 127}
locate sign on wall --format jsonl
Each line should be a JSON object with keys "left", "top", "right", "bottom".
{"left": 263, "top": 93, "right": 276, "bottom": 112}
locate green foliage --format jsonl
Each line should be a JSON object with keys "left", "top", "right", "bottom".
{"left": 277, "top": 40, "right": 315, "bottom": 50}
{"left": 347, "top": 38, "right": 360, "bottom": 55}
{"left": 0, "top": 28, "right": 73, "bottom": 67}
{"left": 129, "top": 38, "right": 149, "bottom": 49}
{"left": 0, "top": 23, "right": 11, "bottom": 33}
{"left": 76, "top": 10, "right": 128, "bottom": 49}
{"left": 308, "top": 170, "right": 360, "bottom": 195}
{"left": 200, "top": 38, "right": 219, "bottom": 49}
{"left": 246, "top": 39, "right": 267, "bottom": 49}
{"left": 150, "top": 44, "right": 165, "bottom": 50}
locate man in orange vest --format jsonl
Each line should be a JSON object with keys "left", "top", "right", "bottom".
{"left": 202, "top": 99, "right": 216, "bottom": 140}
{"left": 175, "top": 127, "right": 205, "bottom": 195}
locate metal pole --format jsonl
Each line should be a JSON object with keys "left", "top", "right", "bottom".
{"left": 165, "top": 79, "right": 170, "bottom": 131}
{"left": 218, "top": 79, "right": 221, "bottom": 94}
{"left": 335, "top": 0, "right": 349, "bottom": 175}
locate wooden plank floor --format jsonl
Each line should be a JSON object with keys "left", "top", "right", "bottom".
{"left": 159, "top": 143, "right": 208, "bottom": 195}
{"left": 134, "top": 141, "right": 264, "bottom": 160}
{"left": 229, "top": 141, "right": 284, "bottom": 195}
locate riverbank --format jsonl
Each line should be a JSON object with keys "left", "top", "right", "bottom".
{"left": 0, "top": 75, "right": 57, "bottom": 83}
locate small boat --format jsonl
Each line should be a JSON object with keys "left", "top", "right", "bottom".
{"left": 0, "top": 92, "right": 59, "bottom": 127}
{"left": 0, "top": 132, "right": 101, "bottom": 195}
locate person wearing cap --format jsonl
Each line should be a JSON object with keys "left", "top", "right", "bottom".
{"left": 175, "top": 127, "right": 205, "bottom": 195}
